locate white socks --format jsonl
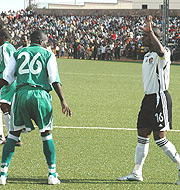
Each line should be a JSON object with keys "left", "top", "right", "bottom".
{"left": 4, "top": 112, "right": 10, "bottom": 132}
{"left": 3, "top": 112, "right": 21, "bottom": 141}
{"left": 156, "top": 137, "right": 180, "bottom": 169}
{"left": 133, "top": 136, "right": 180, "bottom": 176}
{"left": 0, "top": 110, "right": 4, "bottom": 137}
{"left": 133, "top": 136, "right": 149, "bottom": 175}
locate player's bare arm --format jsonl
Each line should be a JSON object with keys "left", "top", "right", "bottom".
{"left": 52, "top": 82, "right": 72, "bottom": 117}
{"left": 141, "top": 15, "right": 165, "bottom": 57}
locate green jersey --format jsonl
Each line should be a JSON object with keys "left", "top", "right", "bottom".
{"left": 3, "top": 43, "right": 61, "bottom": 92}
{"left": 0, "top": 41, "right": 16, "bottom": 104}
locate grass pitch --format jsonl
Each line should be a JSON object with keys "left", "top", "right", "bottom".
{"left": 1, "top": 58, "right": 180, "bottom": 189}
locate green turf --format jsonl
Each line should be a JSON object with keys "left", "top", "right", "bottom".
{"left": 1, "top": 58, "right": 180, "bottom": 189}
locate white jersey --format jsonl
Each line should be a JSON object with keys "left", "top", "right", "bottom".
{"left": 142, "top": 48, "right": 171, "bottom": 94}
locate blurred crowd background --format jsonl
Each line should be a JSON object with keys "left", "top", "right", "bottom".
{"left": 0, "top": 9, "right": 180, "bottom": 61}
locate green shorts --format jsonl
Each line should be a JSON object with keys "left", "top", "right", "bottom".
{"left": 0, "top": 81, "right": 16, "bottom": 105}
{"left": 10, "top": 87, "right": 53, "bottom": 133}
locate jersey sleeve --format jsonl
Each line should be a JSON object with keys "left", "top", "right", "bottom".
{"left": 159, "top": 47, "right": 171, "bottom": 66}
{"left": 2, "top": 54, "right": 16, "bottom": 84}
{"left": 47, "top": 52, "right": 61, "bottom": 85}
{"left": 3, "top": 44, "right": 15, "bottom": 67}
{"left": 0, "top": 45, "right": 9, "bottom": 73}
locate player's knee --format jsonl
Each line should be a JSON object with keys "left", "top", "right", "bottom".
{"left": 153, "top": 131, "right": 166, "bottom": 141}
{"left": 9, "top": 130, "right": 21, "bottom": 137}
{"left": 1, "top": 103, "right": 10, "bottom": 113}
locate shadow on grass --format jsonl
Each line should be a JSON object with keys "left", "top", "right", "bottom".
{"left": 7, "top": 177, "right": 175, "bottom": 185}
{"left": 61, "top": 179, "right": 175, "bottom": 185}
{"left": 7, "top": 177, "right": 47, "bottom": 185}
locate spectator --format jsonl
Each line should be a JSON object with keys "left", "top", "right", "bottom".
{"left": 101, "top": 44, "right": 106, "bottom": 60}
{"left": 60, "top": 41, "right": 65, "bottom": 57}
{"left": 106, "top": 45, "right": 112, "bottom": 60}
{"left": 68, "top": 45, "right": 72, "bottom": 59}
{"left": 0, "top": 11, "right": 180, "bottom": 61}
{"left": 80, "top": 44, "right": 85, "bottom": 59}
{"left": 55, "top": 44, "right": 60, "bottom": 58}
{"left": 97, "top": 45, "right": 101, "bottom": 60}
{"left": 114, "top": 44, "right": 120, "bottom": 60}
{"left": 140, "top": 45, "right": 145, "bottom": 60}
{"left": 17, "top": 34, "right": 29, "bottom": 50}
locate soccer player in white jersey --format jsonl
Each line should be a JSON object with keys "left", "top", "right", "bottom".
{"left": 0, "top": 30, "right": 72, "bottom": 185}
{"left": 0, "top": 29, "right": 16, "bottom": 145}
{"left": 117, "top": 15, "right": 180, "bottom": 184}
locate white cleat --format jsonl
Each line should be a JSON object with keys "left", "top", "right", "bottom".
{"left": 48, "top": 174, "right": 60, "bottom": 185}
{"left": 117, "top": 173, "right": 143, "bottom": 181}
{"left": 0, "top": 175, "right": 7, "bottom": 185}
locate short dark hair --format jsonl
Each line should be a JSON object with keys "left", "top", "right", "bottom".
{"left": 152, "top": 26, "right": 162, "bottom": 40}
{"left": 30, "top": 30, "right": 47, "bottom": 44}
{"left": 0, "top": 29, "right": 11, "bottom": 40}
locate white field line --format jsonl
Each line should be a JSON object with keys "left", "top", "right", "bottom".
{"left": 6, "top": 124, "right": 179, "bottom": 132}
{"left": 53, "top": 126, "right": 180, "bottom": 132}
{"left": 61, "top": 72, "right": 141, "bottom": 77}
{"left": 61, "top": 72, "right": 180, "bottom": 79}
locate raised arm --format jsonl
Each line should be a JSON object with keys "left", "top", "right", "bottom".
{"left": 141, "top": 15, "right": 165, "bottom": 57}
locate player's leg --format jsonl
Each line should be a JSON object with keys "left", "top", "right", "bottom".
{"left": 134, "top": 128, "right": 151, "bottom": 176}
{"left": 32, "top": 89, "right": 60, "bottom": 184}
{"left": 1, "top": 103, "right": 22, "bottom": 147}
{"left": 0, "top": 130, "right": 22, "bottom": 185}
{"left": 0, "top": 89, "right": 5, "bottom": 143}
{"left": 41, "top": 130, "right": 60, "bottom": 185}
{"left": 1, "top": 103, "right": 10, "bottom": 132}
{"left": 0, "top": 84, "right": 13, "bottom": 133}
{"left": 0, "top": 109, "right": 5, "bottom": 144}
{"left": 153, "top": 91, "right": 180, "bottom": 184}
{"left": 154, "top": 130, "right": 180, "bottom": 184}
{"left": 154, "top": 131, "right": 180, "bottom": 164}
{"left": 117, "top": 95, "right": 154, "bottom": 181}
{"left": 117, "top": 128, "right": 151, "bottom": 181}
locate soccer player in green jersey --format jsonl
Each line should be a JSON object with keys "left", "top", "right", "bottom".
{"left": 0, "top": 29, "right": 16, "bottom": 145}
{"left": 0, "top": 30, "right": 72, "bottom": 185}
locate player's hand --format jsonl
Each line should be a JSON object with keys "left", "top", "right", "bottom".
{"left": 61, "top": 100, "right": 72, "bottom": 117}
{"left": 140, "top": 15, "right": 153, "bottom": 33}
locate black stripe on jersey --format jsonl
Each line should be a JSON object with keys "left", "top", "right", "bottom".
{"left": 163, "top": 65, "right": 167, "bottom": 70}
{"left": 160, "top": 92, "right": 168, "bottom": 127}
{"left": 156, "top": 65, "right": 161, "bottom": 93}
{"left": 163, "top": 64, "right": 167, "bottom": 90}
{"left": 164, "top": 74, "right": 166, "bottom": 90}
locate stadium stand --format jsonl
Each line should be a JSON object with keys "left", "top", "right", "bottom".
{"left": 0, "top": 9, "right": 180, "bottom": 61}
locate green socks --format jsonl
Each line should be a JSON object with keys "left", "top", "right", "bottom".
{"left": 1, "top": 133, "right": 57, "bottom": 178}
{"left": 0, "top": 133, "right": 19, "bottom": 176}
{"left": 41, "top": 133, "right": 56, "bottom": 177}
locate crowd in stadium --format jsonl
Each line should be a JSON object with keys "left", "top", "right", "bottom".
{"left": 0, "top": 9, "right": 180, "bottom": 61}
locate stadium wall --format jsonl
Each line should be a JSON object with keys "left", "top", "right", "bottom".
{"left": 34, "top": 9, "right": 180, "bottom": 17}
{"left": 48, "top": 1, "right": 133, "bottom": 9}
